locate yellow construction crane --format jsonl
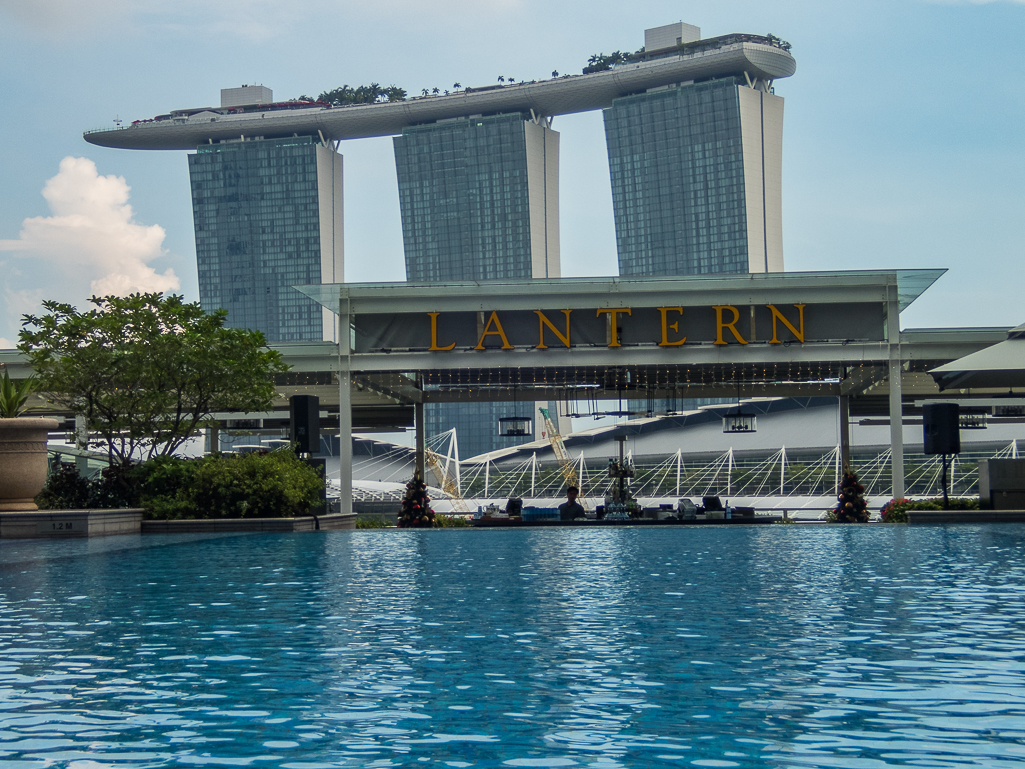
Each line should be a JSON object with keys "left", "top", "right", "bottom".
{"left": 539, "top": 407, "right": 588, "bottom": 508}
{"left": 425, "top": 447, "right": 472, "bottom": 514}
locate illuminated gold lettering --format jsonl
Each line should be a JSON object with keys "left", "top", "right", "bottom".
{"left": 766, "top": 304, "right": 806, "bottom": 344}
{"left": 535, "top": 310, "right": 572, "bottom": 349}
{"left": 427, "top": 312, "right": 456, "bottom": 351}
{"left": 713, "top": 305, "right": 748, "bottom": 345}
{"left": 657, "top": 307, "right": 687, "bottom": 347}
{"left": 596, "top": 308, "right": 632, "bottom": 348}
{"left": 474, "top": 311, "right": 514, "bottom": 350}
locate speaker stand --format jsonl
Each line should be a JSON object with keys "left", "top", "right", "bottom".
{"left": 942, "top": 453, "right": 949, "bottom": 509}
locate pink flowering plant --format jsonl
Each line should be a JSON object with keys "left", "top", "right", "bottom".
{"left": 880, "top": 498, "right": 912, "bottom": 523}
{"left": 879, "top": 496, "right": 980, "bottom": 523}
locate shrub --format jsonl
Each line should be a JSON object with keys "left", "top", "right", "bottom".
{"left": 879, "top": 496, "right": 980, "bottom": 523}
{"left": 36, "top": 462, "right": 91, "bottom": 510}
{"left": 435, "top": 514, "right": 471, "bottom": 528}
{"left": 880, "top": 498, "right": 912, "bottom": 523}
{"left": 143, "top": 450, "right": 323, "bottom": 519}
{"left": 356, "top": 515, "right": 388, "bottom": 529}
{"left": 36, "top": 450, "right": 323, "bottom": 519}
{"left": 89, "top": 463, "right": 144, "bottom": 509}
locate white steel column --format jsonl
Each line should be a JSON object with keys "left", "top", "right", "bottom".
{"left": 887, "top": 284, "right": 905, "bottom": 499}
{"left": 839, "top": 395, "right": 851, "bottom": 472}
{"left": 338, "top": 291, "right": 353, "bottom": 516}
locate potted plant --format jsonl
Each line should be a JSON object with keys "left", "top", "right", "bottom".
{"left": 0, "top": 368, "right": 59, "bottom": 511}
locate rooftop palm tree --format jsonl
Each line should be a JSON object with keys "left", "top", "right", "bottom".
{"left": 453, "top": 82, "right": 462, "bottom": 90}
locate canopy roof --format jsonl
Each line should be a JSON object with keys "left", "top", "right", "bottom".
{"left": 931, "top": 322, "right": 1025, "bottom": 391}
{"left": 297, "top": 270, "right": 946, "bottom": 406}
{"left": 297, "top": 269, "right": 944, "bottom": 315}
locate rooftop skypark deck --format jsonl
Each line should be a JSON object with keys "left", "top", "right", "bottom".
{"left": 83, "top": 33, "right": 796, "bottom": 150}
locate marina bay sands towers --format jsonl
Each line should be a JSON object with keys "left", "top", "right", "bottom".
{"left": 84, "top": 23, "right": 795, "bottom": 453}
{"left": 188, "top": 130, "right": 343, "bottom": 343}
{"left": 395, "top": 114, "right": 560, "bottom": 283}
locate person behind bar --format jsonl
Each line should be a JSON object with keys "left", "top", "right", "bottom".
{"left": 559, "top": 486, "right": 586, "bottom": 521}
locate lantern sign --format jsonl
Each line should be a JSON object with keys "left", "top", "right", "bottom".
{"left": 498, "top": 416, "right": 533, "bottom": 437}
{"left": 723, "top": 409, "right": 757, "bottom": 434}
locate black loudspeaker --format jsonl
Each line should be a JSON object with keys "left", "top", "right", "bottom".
{"left": 923, "top": 403, "right": 960, "bottom": 455}
{"left": 289, "top": 395, "right": 320, "bottom": 455}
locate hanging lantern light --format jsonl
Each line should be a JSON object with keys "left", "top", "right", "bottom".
{"left": 723, "top": 409, "right": 757, "bottom": 433}
{"left": 498, "top": 384, "right": 533, "bottom": 437}
{"left": 959, "top": 413, "right": 987, "bottom": 430}
{"left": 498, "top": 415, "right": 533, "bottom": 436}
{"left": 723, "top": 381, "right": 757, "bottom": 433}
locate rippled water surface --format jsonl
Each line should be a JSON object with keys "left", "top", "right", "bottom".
{"left": 2, "top": 526, "right": 1025, "bottom": 768}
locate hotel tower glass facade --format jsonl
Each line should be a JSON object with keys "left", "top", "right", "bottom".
{"left": 604, "top": 77, "right": 784, "bottom": 278}
{"left": 394, "top": 113, "right": 560, "bottom": 457}
{"left": 188, "top": 135, "right": 343, "bottom": 342}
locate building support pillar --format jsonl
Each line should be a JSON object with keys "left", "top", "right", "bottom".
{"left": 338, "top": 292, "right": 353, "bottom": 516}
{"left": 839, "top": 394, "right": 851, "bottom": 473}
{"left": 887, "top": 286, "right": 905, "bottom": 499}
{"left": 415, "top": 397, "right": 426, "bottom": 482}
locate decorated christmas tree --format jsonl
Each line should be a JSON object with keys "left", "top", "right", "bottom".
{"left": 397, "top": 473, "right": 436, "bottom": 528}
{"left": 833, "top": 470, "right": 869, "bottom": 523}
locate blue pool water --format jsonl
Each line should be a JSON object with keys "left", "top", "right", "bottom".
{"left": 2, "top": 526, "right": 1025, "bottom": 768}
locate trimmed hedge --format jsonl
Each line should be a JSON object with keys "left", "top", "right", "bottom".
{"left": 37, "top": 450, "right": 323, "bottom": 519}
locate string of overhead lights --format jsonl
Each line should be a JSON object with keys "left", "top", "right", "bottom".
{"left": 407, "top": 361, "right": 843, "bottom": 394}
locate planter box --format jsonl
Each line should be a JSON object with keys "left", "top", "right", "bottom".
{"left": 908, "top": 509, "right": 1025, "bottom": 524}
{"left": 141, "top": 512, "right": 356, "bottom": 533}
{"left": 0, "top": 509, "right": 143, "bottom": 539}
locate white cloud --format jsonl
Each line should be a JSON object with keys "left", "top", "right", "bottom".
{"left": 0, "top": 0, "right": 130, "bottom": 32}
{"left": 0, "top": 338, "right": 14, "bottom": 349}
{"left": 0, "top": 287, "right": 44, "bottom": 345}
{"left": 0, "top": 156, "right": 179, "bottom": 299}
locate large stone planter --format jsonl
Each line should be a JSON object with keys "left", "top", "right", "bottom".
{"left": 0, "top": 418, "right": 59, "bottom": 511}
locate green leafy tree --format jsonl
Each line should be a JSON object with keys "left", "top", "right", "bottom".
{"left": 19, "top": 293, "right": 288, "bottom": 468}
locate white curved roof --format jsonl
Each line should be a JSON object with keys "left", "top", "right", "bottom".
{"left": 84, "top": 38, "right": 796, "bottom": 150}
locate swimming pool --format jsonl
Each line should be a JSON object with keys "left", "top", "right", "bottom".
{"left": 2, "top": 526, "right": 1024, "bottom": 768}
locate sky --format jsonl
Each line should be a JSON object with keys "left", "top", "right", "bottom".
{"left": 1, "top": 0, "right": 1024, "bottom": 350}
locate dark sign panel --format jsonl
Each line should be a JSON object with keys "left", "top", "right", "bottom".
{"left": 353, "top": 303, "right": 885, "bottom": 354}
